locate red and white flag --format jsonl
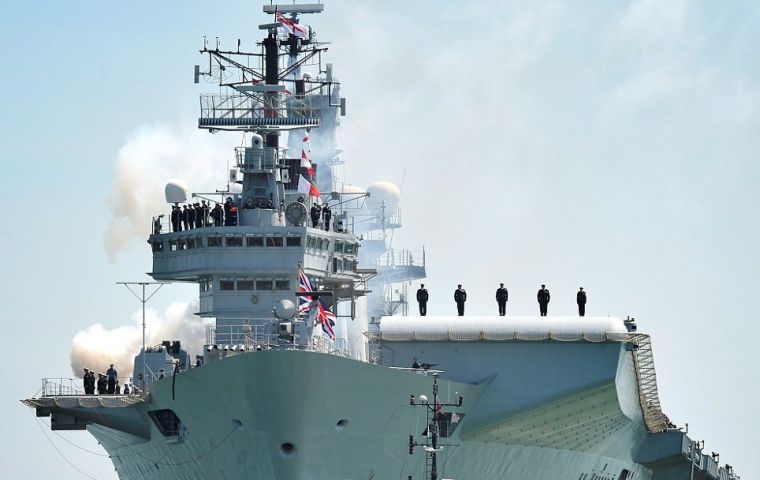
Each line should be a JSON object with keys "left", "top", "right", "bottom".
{"left": 276, "top": 13, "right": 309, "bottom": 39}
{"left": 298, "top": 175, "right": 320, "bottom": 197}
{"left": 301, "top": 133, "right": 312, "bottom": 170}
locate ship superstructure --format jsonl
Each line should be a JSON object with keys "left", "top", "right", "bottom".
{"left": 23, "top": 4, "right": 740, "bottom": 480}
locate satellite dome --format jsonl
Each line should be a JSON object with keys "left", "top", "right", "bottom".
{"left": 366, "top": 181, "right": 400, "bottom": 214}
{"left": 165, "top": 180, "right": 189, "bottom": 204}
{"left": 274, "top": 299, "right": 296, "bottom": 320}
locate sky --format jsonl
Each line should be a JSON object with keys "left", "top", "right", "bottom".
{"left": 1, "top": 1, "right": 758, "bottom": 478}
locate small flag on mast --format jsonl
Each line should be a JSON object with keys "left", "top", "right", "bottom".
{"left": 276, "top": 12, "right": 309, "bottom": 39}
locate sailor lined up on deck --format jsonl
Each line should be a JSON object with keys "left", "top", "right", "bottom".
{"left": 106, "top": 364, "right": 118, "bottom": 394}
{"left": 496, "top": 283, "right": 509, "bottom": 316}
{"left": 454, "top": 284, "right": 467, "bottom": 316}
{"left": 537, "top": 284, "right": 550, "bottom": 316}
{"left": 413, "top": 283, "right": 588, "bottom": 317}
{"left": 310, "top": 203, "right": 321, "bottom": 228}
{"left": 416, "top": 284, "right": 429, "bottom": 316}
{"left": 169, "top": 201, "right": 212, "bottom": 232}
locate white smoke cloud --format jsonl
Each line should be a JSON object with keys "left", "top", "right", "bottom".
{"left": 104, "top": 124, "right": 230, "bottom": 262}
{"left": 70, "top": 301, "right": 206, "bottom": 379}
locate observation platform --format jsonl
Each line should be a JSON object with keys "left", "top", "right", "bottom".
{"left": 22, "top": 379, "right": 150, "bottom": 437}
{"left": 198, "top": 93, "right": 321, "bottom": 131}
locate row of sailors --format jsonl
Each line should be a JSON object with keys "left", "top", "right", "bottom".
{"left": 159, "top": 198, "right": 338, "bottom": 233}
{"left": 82, "top": 366, "right": 140, "bottom": 395}
{"left": 165, "top": 197, "right": 296, "bottom": 234}
{"left": 417, "top": 284, "right": 588, "bottom": 317}
{"left": 168, "top": 199, "right": 228, "bottom": 232}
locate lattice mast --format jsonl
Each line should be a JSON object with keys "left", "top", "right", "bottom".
{"left": 409, "top": 375, "right": 464, "bottom": 480}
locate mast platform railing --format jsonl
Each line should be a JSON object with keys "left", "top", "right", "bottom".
{"left": 199, "top": 93, "right": 320, "bottom": 128}
{"left": 376, "top": 249, "right": 425, "bottom": 269}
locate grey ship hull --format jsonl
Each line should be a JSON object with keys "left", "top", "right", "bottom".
{"left": 73, "top": 348, "right": 700, "bottom": 480}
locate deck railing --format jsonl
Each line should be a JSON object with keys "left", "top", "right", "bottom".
{"left": 205, "top": 324, "right": 349, "bottom": 358}
{"left": 41, "top": 378, "right": 85, "bottom": 397}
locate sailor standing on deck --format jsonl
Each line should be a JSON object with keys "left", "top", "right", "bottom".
{"left": 577, "top": 287, "right": 587, "bottom": 317}
{"left": 194, "top": 202, "right": 203, "bottom": 228}
{"left": 322, "top": 203, "right": 332, "bottom": 231}
{"left": 106, "top": 364, "right": 117, "bottom": 394}
{"left": 182, "top": 205, "right": 190, "bottom": 230}
{"left": 496, "top": 283, "right": 509, "bottom": 316}
{"left": 454, "top": 284, "right": 467, "bottom": 316}
{"left": 416, "top": 283, "right": 429, "bottom": 316}
{"left": 210, "top": 202, "right": 223, "bottom": 226}
{"left": 537, "top": 284, "right": 550, "bottom": 316}
{"left": 96, "top": 374, "right": 107, "bottom": 394}
{"left": 310, "top": 203, "right": 322, "bottom": 228}
{"left": 171, "top": 205, "right": 181, "bottom": 232}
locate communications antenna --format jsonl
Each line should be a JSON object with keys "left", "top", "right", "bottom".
{"left": 408, "top": 374, "right": 464, "bottom": 480}
{"left": 117, "top": 282, "right": 168, "bottom": 391}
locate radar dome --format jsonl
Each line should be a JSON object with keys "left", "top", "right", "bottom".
{"left": 274, "top": 299, "right": 296, "bottom": 320}
{"left": 366, "top": 181, "right": 400, "bottom": 214}
{"left": 165, "top": 180, "right": 189, "bottom": 204}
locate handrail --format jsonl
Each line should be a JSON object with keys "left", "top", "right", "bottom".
{"left": 206, "top": 324, "right": 349, "bottom": 358}
{"left": 629, "top": 334, "right": 669, "bottom": 433}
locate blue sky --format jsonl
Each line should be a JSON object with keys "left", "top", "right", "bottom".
{"left": 1, "top": 1, "right": 758, "bottom": 478}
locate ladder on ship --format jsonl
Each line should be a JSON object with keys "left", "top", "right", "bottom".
{"left": 630, "top": 334, "right": 669, "bottom": 432}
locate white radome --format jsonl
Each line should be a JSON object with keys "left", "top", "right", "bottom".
{"left": 366, "top": 181, "right": 400, "bottom": 214}
{"left": 165, "top": 179, "right": 189, "bottom": 204}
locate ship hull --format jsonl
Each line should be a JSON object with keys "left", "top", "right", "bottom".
{"left": 86, "top": 350, "right": 681, "bottom": 480}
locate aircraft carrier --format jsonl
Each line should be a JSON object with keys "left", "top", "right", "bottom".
{"left": 23, "top": 3, "right": 740, "bottom": 479}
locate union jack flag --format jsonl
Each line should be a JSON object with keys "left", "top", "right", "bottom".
{"left": 298, "top": 271, "right": 336, "bottom": 340}
{"left": 298, "top": 270, "right": 313, "bottom": 315}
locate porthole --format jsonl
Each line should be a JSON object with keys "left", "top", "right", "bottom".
{"left": 280, "top": 442, "right": 295, "bottom": 456}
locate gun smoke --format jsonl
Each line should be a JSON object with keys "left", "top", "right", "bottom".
{"left": 70, "top": 301, "right": 206, "bottom": 379}
{"left": 104, "top": 125, "right": 228, "bottom": 262}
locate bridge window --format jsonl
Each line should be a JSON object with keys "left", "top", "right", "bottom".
{"left": 255, "top": 280, "right": 273, "bottom": 290}
{"left": 266, "top": 236, "right": 283, "bottom": 247}
{"left": 186, "top": 237, "right": 196, "bottom": 249}
{"left": 208, "top": 235, "right": 222, "bottom": 247}
{"left": 246, "top": 235, "right": 264, "bottom": 247}
{"left": 151, "top": 241, "right": 164, "bottom": 253}
{"left": 345, "top": 243, "right": 356, "bottom": 254}
{"left": 306, "top": 236, "right": 317, "bottom": 249}
{"left": 148, "top": 409, "right": 182, "bottom": 437}
{"left": 177, "top": 239, "right": 186, "bottom": 250}
{"left": 220, "top": 280, "right": 235, "bottom": 291}
{"left": 275, "top": 279, "right": 290, "bottom": 290}
{"left": 226, "top": 235, "right": 243, "bottom": 247}
{"left": 237, "top": 280, "right": 254, "bottom": 290}
{"left": 286, "top": 236, "right": 301, "bottom": 247}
